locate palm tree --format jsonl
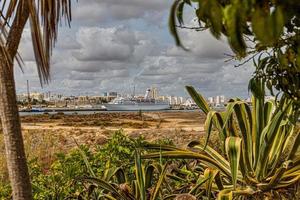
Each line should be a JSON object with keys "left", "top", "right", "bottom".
{"left": 0, "top": 1, "right": 72, "bottom": 199}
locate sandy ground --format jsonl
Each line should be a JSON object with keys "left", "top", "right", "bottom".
{"left": 20, "top": 111, "right": 206, "bottom": 148}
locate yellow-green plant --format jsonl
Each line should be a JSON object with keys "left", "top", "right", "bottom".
{"left": 143, "top": 80, "right": 300, "bottom": 199}
{"left": 77, "top": 150, "right": 172, "bottom": 200}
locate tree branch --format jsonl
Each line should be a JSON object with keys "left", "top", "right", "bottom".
{"left": 175, "top": 25, "right": 207, "bottom": 31}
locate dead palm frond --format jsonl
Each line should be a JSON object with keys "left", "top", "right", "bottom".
{"left": 0, "top": 0, "right": 73, "bottom": 84}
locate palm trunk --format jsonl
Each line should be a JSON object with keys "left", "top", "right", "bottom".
{"left": 0, "top": 1, "right": 32, "bottom": 199}
{"left": 0, "top": 60, "right": 32, "bottom": 199}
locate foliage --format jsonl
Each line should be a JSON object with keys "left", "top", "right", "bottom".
{"left": 0, "top": 130, "right": 175, "bottom": 199}
{"left": 169, "top": 0, "right": 300, "bottom": 103}
{"left": 143, "top": 82, "right": 300, "bottom": 199}
{"left": 77, "top": 149, "right": 227, "bottom": 199}
{"left": 0, "top": 0, "right": 72, "bottom": 83}
{"left": 77, "top": 150, "right": 172, "bottom": 200}
{"left": 29, "top": 130, "right": 147, "bottom": 199}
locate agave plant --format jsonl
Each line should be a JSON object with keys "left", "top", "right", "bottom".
{"left": 75, "top": 150, "right": 177, "bottom": 200}
{"left": 143, "top": 80, "right": 300, "bottom": 199}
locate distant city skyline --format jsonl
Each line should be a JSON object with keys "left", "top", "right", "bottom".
{"left": 17, "top": 86, "right": 233, "bottom": 100}
{"left": 14, "top": 0, "right": 254, "bottom": 99}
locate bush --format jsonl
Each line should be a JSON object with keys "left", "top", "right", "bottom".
{"left": 0, "top": 130, "right": 174, "bottom": 199}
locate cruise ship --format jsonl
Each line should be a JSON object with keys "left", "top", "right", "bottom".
{"left": 104, "top": 88, "right": 170, "bottom": 111}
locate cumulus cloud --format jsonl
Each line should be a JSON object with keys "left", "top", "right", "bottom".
{"left": 72, "top": 27, "right": 137, "bottom": 61}
{"left": 72, "top": 0, "right": 170, "bottom": 24}
{"left": 15, "top": 1, "right": 253, "bottom": 98}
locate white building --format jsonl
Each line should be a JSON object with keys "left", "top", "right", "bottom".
{"left": 183, "top": 98, "right": 197, "bottom": 107}
{"left": 208, "top": 97, "right": 214, "bottom": 104}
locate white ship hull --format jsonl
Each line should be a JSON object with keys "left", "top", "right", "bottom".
{"left": 104, "top": 104, "right": 170, "bottom": 111}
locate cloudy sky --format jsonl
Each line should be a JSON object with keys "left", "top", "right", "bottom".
{"left": 14, "top": 0, "right": 254, "bottom": 98}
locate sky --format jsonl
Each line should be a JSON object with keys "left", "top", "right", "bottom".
{"left": 14, "top": 0, "right": 254, "bottom": 98}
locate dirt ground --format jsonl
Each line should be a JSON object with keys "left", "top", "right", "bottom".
{"left": 20, "top": 111, "right": 206, "bottom": 148}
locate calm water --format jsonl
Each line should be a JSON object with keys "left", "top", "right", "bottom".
{"left": 19, "top": 109, "right": 200, "bottom": 116}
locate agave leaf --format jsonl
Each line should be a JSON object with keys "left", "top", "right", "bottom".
{"left": 250, "top": 79, "right": 265, "bottom": 169}
{"left": 287, "top": 129, "right": 300, "bottom": 160}
{"left": 135, "top": 150, "right": 146, "bottom": 200}
{"left": 259, "top": 160, "right": 292, "bottom": 191}
{"left": 142, "top": 143, "right": 182, "bottom": 151}
{"left": 204, "top": 111, "right": 226, "bottom": 150}
{"left": 218, "top": 189, "right": 233, "bottom": 200}
{"left": 267, "top": 124, "right": 294, "bottom": 174}
{"left": 221, "top": 100, "right": 243, "bottom": 131}
{"left": 225, "top": 137, "right": 242, "bottom": 189}
{"left": 167, "top": 174, "right": 187, "bottom": 183}
{"left": 145, "top": 165, "right": 155, "bottom": 191}
{"left": 189, "top": 176, "right": 210, "bottom": 195}
{"left": 185, "top": 86, "right": 210, "bottom": 115}
{"left": 204, "top": 168, "right": 219, "bottom": 200}
{"left": 97, "top": 194, "right": 118, "bottom": 200}
{"left": 256, "top": 106, "right": 289, "bottom": 180}
{"left": 218, "top": 187, "right": 255, "bottom": 200}
{"left": 75, "top": 141, "right": 96, "bottom": 178}
{"left": 132, "top": 180, "right": 138, "bottom": 199}
{"left": 264, "top": 100, "right": 275, "bottom": 125}
{"left": 232, "top": 103, "right": 253, "bottom": 172}
{"left": 283, "top": 160, "right": 300, "bottom": 176}
{"left": 82, "top": 177, "right": 126, "bottom": 200}
{"left": 150, "top": 164, "right": 168, "bottom": 200}
{"left": 115, "top": 168, "right": 127, "bottom": 184}
{"left": 143, "top": 150, "right": 232, "bottom": 178}
{"left": 275, "top": 174, "right": 300, "bottom": 189}
{"left": 103, "top": 162, "right": 126, "bottom": 183}
{"left": 163, "top": 194, "right": 178, "bottom": 200}
{"left": 188, "top": 141, "right": 234, "bottom": 178}
{"left": 214, "top": 170, "right": 224, "bottom": 190}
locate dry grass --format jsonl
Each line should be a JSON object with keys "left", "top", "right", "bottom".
{"left": 0, "top": 129, "right": 66, "bottom": 184}
{"left": 0, "top": 111, "right": 207, "bottom": 185}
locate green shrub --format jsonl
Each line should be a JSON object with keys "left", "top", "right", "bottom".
{"left": 0, "top": 130, "right": 175, "bottom": 199}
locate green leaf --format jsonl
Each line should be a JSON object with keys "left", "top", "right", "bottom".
{"left": 150, "top": 164, "right": 168, "bottom": 200}
{"left": 204, "top": 168, "right": 219, "bottom": 200}
{"left": 169, "top": 0, "right": 187, "bottom": 50}
{"left": 145, "top": 165, "right": 155, "bottom": 190}
{"left": 271, "top": 6, "right": 284, "bottom": 41}
{"left": 176, "top": 1, "right": 185, "bottom": 25}
{"left": 208, "top": 0, "right": 223, "bottom": 39}
{"left": 82, "top": 177, "right": 126, "bottom": 200}
{"left": 75, "top": 143, "right": 96, "bottom": 178}
{"left": 186, "top": 85, "right": 210, "bottom": 114}
{"left": 223, "top": 5, "right": 246, "bottom": 57}
{"left": 189, "top": 176, "right": 210, "bottom": 195}
{"left": 218, "top": 189, "right": 233, "bottom": 200}
{"left": 135, "top": 150, "right": 146, "bottom": 200}
{"left": 225, "top": 137, "right": 242, "bottom": 189}
{"left": 252, "top": 7, "right": 271, "bottom": 45}
{"left": 143, "top": 150, "right": 232, "bottom": 177}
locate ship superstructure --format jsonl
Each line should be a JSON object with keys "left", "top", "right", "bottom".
{"left": 104, "top": 88, "right": 170, "bottom": 111}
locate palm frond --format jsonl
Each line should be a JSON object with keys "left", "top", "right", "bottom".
{"left": 0, "top": 0, "right": 72, "bottom": 84}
